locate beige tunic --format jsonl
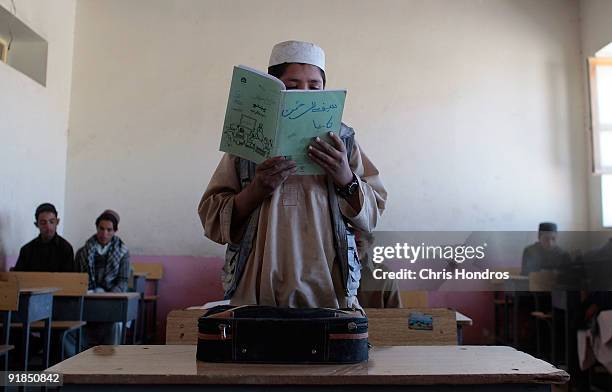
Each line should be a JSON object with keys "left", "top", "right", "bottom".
{"left": 198, "top": 139, "right": 387, "bottom": 308}
{"left": 357, "top": 264, "right": 403, "bottom": 309}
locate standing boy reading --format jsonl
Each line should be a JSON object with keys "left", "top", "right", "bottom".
{"left": 199, "top": 40, "right": 387, "bottom": 308}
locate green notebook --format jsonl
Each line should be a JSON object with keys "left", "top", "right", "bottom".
{"left": 220, "top": 65, "right": 347, "bottom": 175}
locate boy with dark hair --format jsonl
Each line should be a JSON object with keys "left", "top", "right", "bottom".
{"left": 75, "top": 209, "right": 130, "bottom": 347}
{"left": 76, "top": 209, "right": 130, "bottom": 293}
{"left": 521, "top": 222, "right": 571, "bottom": 275}
{"left": 14, "top": 203, "right": 76, "bottom": 272}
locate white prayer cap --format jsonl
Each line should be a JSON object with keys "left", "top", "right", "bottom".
{"left": 268, "top": 40, "right": 326, "bottom": 72}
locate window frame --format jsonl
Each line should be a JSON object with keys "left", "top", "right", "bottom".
{"left": 0, "top": 37, "right": 7, "bottom": 63}
{"left": 588, "top": 57, "right": 612, "bottom": 174}
{"left": 602, "top": 174, "right": 612, "bottom": 228}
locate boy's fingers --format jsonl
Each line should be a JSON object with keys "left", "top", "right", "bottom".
{"left": 308, "top": 145, "right": 335, "bottom": 166}
{"left": 312, "top": 136, "right": 342, "bottom": 158}
{"left": 259, "top": 156, "right": 286, "bottom": 170}
{"left": 308, "top": 150, "right": 332, "bottom": 171}
{"left": 328, "top": 132, "right": 346, "bottom": 152}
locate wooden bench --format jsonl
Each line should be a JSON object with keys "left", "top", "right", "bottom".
{"left": 0, "top": 272, "right": 89, "bottom": 364}
{"left": 132, "top": 262, "right": 163, "bottom": 343}
{"left": 165, "top": 307, "right": 457, "bottom": 346}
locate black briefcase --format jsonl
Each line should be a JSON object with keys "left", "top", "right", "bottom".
{"left": 196, "top": 305, "right": 368, "bottom": 363}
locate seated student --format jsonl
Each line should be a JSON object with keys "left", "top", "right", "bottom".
{"left": 580, "top": 237, "right": 612, "bottom": 324}
{"left": 75, "top": 209, "right": 130, "bottom": 346}
{"left": 14, "top": 202, "right": 76, "bottom": 272}
{"left": 199, "top": 40, "right": 387, "bottom": 308}
{"left": 12, "top": 203, "right": 76, "bottom": 362}
{"left": 76, "top": 209, "right": 130, "bottom": 293}
{"left": 356, "top": 231, "right": 402, "bottom": 308}
{"left": 521, "top": 222, "right": 570, "bottom": 276}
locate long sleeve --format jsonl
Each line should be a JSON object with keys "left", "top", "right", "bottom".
{"left": 76, "top": 247, "right": 88, "bottom": 273}
{"left": 13, "top": 246, "right": 28, "bottom": 271}
{"left": 75, "top": 247, "right": 94, "bottom": 290}
{"left": 198, "top": 153, "right": 243, "bottom": 245}
{"left": 63, "top": 242, "right": 76, "bottom": 272}
{"left": 110, "top": 251, "right": 130, "bottom": 293}
{"left": 338, "top": 140, "right": 387, "bottom": 232}
{"left": 521, "top": 247, "right": 533, "bottom": 276}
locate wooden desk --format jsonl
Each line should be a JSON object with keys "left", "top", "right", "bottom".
{"left": 15, "top": 287, "right": 57, "bottom": 370}
{"left": 46, "top": 345, "right": 568, "bottom": 391}
{"left": 0, "top": 277, "right": 18, "bottom": 372}
{"left": 166, "top": 308, "right": 468, "bottom": 346}
{"left": 83, "top": 292, "right": 140, "bottom": 344}
{"left": 455, "top": 311, "right": 472, "bottom": 345}
{"left": 3, "top": 272, "right": 90, "bottom": 365}
{"left": 455, "top": 311, "right": 472, "bottom": 326}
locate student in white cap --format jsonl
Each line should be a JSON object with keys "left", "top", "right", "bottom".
{"left": 75, "top": 209, "right": 131, "bottom": 348}
{"left": 199, "top": 40, "right": 387, "bottom": 309}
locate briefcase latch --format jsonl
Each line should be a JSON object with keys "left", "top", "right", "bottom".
{"left": 218, "top": 323, "right": 229, "bottom": 340}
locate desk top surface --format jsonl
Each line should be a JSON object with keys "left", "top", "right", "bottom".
{"left": 19, "top": 287, "right": 58, "bottom": 295}
{"left": 455, "top": 311, "right": 473, "bottom": 326}
{"left": 46, "top": 345, "right": 568, "bottom": 385}
{"left": 85, "top": 292, "right": 140, "bottom": 299}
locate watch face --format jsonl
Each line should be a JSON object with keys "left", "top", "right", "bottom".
{"left": 348, "top": 181, "right": 359, "bottom": 195}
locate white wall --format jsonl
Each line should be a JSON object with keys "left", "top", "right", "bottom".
{"left": 66, "top": 0, "right": 589, "bottom": 258}
{"left": 0, "top": 0, "right": 76, "bottom": 265}
{"left": 579, "top": 0, "right": 612, "bottom": 229}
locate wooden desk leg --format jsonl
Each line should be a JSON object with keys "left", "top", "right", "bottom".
{"left": 132, "top": 303, "right": 139, "bottom": 344}
{"left": 551, "top": 311, "right": 556, "bottom": 366}
{"left": 152, "top": 281, "right": 159, "bottom": 343}
{"left": 131, "top": 321, "right": 136, "bottom": 345}
{"left": 138, "top": 297, "right": 145, "bottom": 343}
{"left": 0, "top": 312, "right": 10, "bottom": 347}
{"left": 76, "top": 327, "right": 82, "bottom": 354}
{"left": 21, "top": 322, "right": 30, "bottom": 371}
{"left": 121, "top": 321, "right": 128, "bottom": 345}
{"left": 535, "top": 316, "right": 541, "bottom": 358}
{"left": 59, "top": 331, "right": 66, "bottom": 361}
{"left": 504, "top": 293, "right": 510, "bottom": 343}
{"left": 0, "top": 311, "right": 10, "bottom": 373}
{"left": 564, "top": 304, "right": 570, "bottom": 371}
{"left": 41, "top": 317, "right": 51, "bottom": 369}
{"left": 142, "top": 301, "right": 150, "bottom": 344}
{"left": 513, "top": 293, "right": 519, "bottom": 348}
{"left": 152, "top": 300, "right": 157, "bottom": 343}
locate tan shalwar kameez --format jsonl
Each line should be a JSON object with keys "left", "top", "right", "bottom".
{"left": 199, "top": 139, "right": 386, "bottom": 308}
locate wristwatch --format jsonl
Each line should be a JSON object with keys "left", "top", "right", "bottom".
{"left": 336, "top": 173, "right": 359, "bottom": 199}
